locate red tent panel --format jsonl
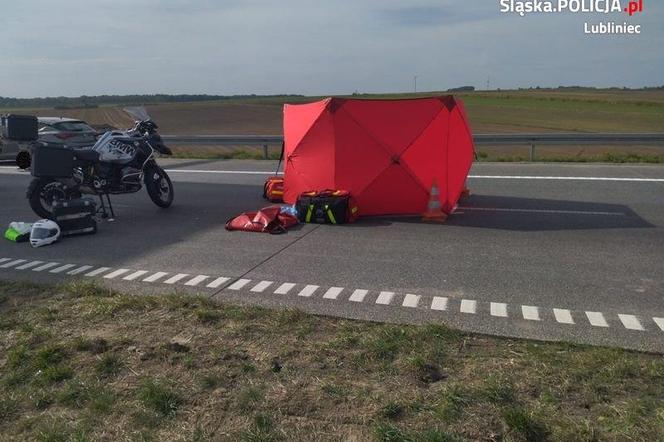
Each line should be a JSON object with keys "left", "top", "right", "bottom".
{"left": 283, "top": 96, "right": 474, "bottom": 217}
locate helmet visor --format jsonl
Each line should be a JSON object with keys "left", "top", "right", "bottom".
{"left": 31, "top": 228, "right": 57, "bottom": 240}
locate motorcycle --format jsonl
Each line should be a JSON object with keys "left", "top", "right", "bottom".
{"left": 27, "top": 107, "right": 174, "bottom": 219}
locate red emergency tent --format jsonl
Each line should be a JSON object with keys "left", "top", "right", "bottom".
{"left": 283, "top": 96, "right": 474, "bottom": 216}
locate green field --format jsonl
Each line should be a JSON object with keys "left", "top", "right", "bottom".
{"left": 3, "top": 88, "right": 663, "bottom": 162}
{"left": 1, "top": 280, "right": 663, "bottom": 441}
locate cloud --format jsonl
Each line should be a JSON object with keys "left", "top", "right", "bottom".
{"left": 0, "top": 0, "right": 661, "bottom": 97}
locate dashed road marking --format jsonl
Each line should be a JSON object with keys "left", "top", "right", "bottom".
{"left": 250, "top": 280, "right": 273, "bottom": 293}
{"left": 553, "top": 308, "right": 575, "bottom": 325}
{"left": 323, "top": 287, "right": 344, "bottom": 300}
{"left": 85, "top": 267, "right": 111, "bottom": 277}
{"left": 164, "top": 274, "right": 190, "bottom": 285}
{"left": 586, "top": 311, "right": 609, "bottom": 328}
{"left": 375, "top": 291, "right": 395, "bottom": 305}
{"left": 274, "top": 283, "right": 296, "bottom": 295}
{"left": 206, "top": 276, "right": 229, "bottom": 288}
{"left": 123, "top": 270, "right": 149, "bottom": 281}
{"left": 618, "top": 314, "right": 644, "bottom": 331}
{"left": 349, "top": 289, "right": 369, "bottom": 303}
{"left": 522, "top": 305, "right": 541, "bottom": 321}
{"left": 460, "top": 299, "right": 477, "bottom": 314}
{"left": 67, "top": 265, "right": 93, "bottom": 275}
{"left": 0, "top": 259, "right": 27, "bottom": 269}
{"left": 16, "top": 261, "right": 44, "bottom": 270}
{"left": 1, "top": 258, "right": 662, "bottom": 337}
{"left": 490, "top": 302, "right": 508, "bottom": 318}
{"left": 298, "top": 285, "right": 319, "bottom": 298}
{"left": 402, "top": 294, "right": 421, "bottom": 308}
{"left": 33, "top": 262, "right": 60, "bottom": 272}
{"left": 185, "top": 275, "right": 210, "bottom": 287}
{"left": 431, "top": 297, "right": 448, "bottom": 311}
{"left": 654, "top": 318, "right": 664, "bottom": 332}
{"left": 104, "top": 269, "right": 131, "bottom": 279}
{"left": 144, "top": 272, "right": 169, "bottom": 283}
{"left": 228, "top": 279, "right": 251, "bottom": 290}
{"left": 50, "top": 264, "right": 76, "bottom": 274}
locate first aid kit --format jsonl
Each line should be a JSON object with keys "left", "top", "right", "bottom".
{"left": 295, "top": 190, "right": 359, "bottom": 224}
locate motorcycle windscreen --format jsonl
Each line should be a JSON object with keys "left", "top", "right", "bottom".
{"left": 123, "top": 106, "right": 151, "bottom": 122}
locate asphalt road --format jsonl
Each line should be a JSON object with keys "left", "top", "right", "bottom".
{"left": 1, "top": 160, "right": 663, "bottom": 352}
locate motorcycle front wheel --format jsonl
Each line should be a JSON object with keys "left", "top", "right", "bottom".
{"left": 27, "top": 178, "right": 80, "bottom": 219}
{"left": 144, "top": 167, "right": 174, "bottom": 208}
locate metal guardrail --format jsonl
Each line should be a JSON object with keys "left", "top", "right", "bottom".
{"left": 162, "top": 133, "right": 664, "bottom": 161}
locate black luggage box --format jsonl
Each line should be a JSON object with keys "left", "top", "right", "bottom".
{"left": 52, "top": 198, "right": 97, "bottom": 236}
{"left": 1, "top": 114, "right": 38, "bottom": 141}
{"left": 31, "top": 145, "right": 74, "bottom": 178}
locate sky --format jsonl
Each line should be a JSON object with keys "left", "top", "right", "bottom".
{"left": 1, "top": 0, "right": 662, "bottom": 98}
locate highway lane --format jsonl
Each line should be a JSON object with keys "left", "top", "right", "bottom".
{"left": 0, "top": 160, "right": 663, "bottom": 352}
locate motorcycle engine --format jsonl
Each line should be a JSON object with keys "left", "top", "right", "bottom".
{"left": 121, "top": 167, "right": 142, "bottom": 184}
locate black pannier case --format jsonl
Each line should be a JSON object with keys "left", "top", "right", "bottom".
{"left": 52, "top": 198, "right": 97, "bottom": 236}
{"left": 1, "top": 114, "right": 38, "bottom": 141}
{"left": 31, "top": 145, "right": 74, "bottom": 178}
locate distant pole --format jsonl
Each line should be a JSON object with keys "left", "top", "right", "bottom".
{"left": 486, "top": 76, "right": 491, "bottom": 91}
{"left": 414, "top": 75, "right": 418, "bottom": 93}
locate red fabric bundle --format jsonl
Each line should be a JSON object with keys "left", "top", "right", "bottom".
{"left": 225, "top": 206, "right": 298, "bottom": 234}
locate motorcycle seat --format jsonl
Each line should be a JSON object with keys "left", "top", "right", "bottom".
{"left": 73, "top": 149, "right": 100, "bottom": 162}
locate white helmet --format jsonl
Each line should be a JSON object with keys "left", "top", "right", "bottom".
{"left": 30, "top": 219, "right": 60, "bottom": 248}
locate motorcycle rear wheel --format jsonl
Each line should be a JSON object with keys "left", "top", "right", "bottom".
{"left": 27, "top": 178, "right": 80, "bottom": 220}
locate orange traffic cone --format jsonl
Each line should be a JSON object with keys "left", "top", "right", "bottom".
{"left": 422, "top": 179, "right": 447, "bottom": 223}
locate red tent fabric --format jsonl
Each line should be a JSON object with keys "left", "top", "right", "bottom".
{"left": 283, "top": 96, "right": 474, "bottom": 216}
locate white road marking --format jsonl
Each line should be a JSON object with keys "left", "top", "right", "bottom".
{"left": 0, "top": 258, "right": 11, "bottom": 265}
{"left": 164, "top": 273, "right": 190, "bottom": 285}
{"left": 402, "top": 294, "right": 421, "bottom": 308}
{"left": 522, "top": 305, "right": 541, "bottom": 321}
{"left": 457, "top": 207, "right": 624, "bottom": 217}
{"left": 586, "top": 311, "right": 609, "bottom": 328}
{"left": 123, "top": 270, "right": 149, "bottom": 281}
{"left": 250, "top": 280, "right": 273, "bottom": 293}
{"left": 49, "top": 264, "right": 76, "bottom": 274}
{"left": 143, "top": 272, "right": 169, "bottom": 283}
{"left": 323, "top": 287, "right": 344, "bottom": 300}
{"left": 490, "top": 302, "right": 508, "bottom": 318}
{"left": 158, "top": 169, "right": 664, "bottom": 183}
{"left": 553, "top": 309, "right": 575, "bottom": 325}
{"left": 103, "top": 269, "right": 131, "bottom": 279}
{"left": 206, "top": 276, "right": 230, "bottom": 288}
{"left": 0, "top": 259, "right": 27, "bottom": 268}
{"left": 431, "top": 297, "right": 448, "bottom": 311}
{"left": 349, "top": 289, "right": 369, "bottom": 303}
{"left": 460, "top": 299, "right": 477, "bottom": 314}
{"left": 67, "top": 265, "right": 93, "bottom": 275}
{"left": 85, "top": 267, "right": 111, "bottom": 277}
{"left": 618, "top": 314, "right": 644, "bottom": 331}
{"left": 468, "top": 175, "right": 664, "bottom": 183}
{"left": 16, "top": 261, "right": 43, "bottom": 270}
{"left": 654, "top": 318, "right": 664, "bottom": 332}
{"left": 165, "top": 169, "right": 281, "bottom": 175}
{"left": 298, "top": 285, "right": 319, "bottom": 297}
{"left": 33, "top": 262, "right": 60, "bottom": 272}
{"left": 185, "top": 275, "right": 210, "bottom": 287}
{"left": 228, "top": 278, "right": 251, "bottom": 290}
{"left": 375, "top": 291, "right": 395, "bottom": 305}
{"left": 274, "top": 282, "right": 296, "bottom": 295}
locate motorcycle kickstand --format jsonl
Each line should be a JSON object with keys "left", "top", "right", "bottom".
{"left": 97, "top": 193, "right": 116, "bottom": 222}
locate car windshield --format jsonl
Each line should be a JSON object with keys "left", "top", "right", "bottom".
{"left": 123, "top": 107, "right": 152, "bottom": 122}
{"left": 52, "top": 121, "right": 94, "bottom": 132}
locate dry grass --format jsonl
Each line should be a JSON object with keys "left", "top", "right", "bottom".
{"left": 1, "top": 280, "right": 663, "bottom": 441}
